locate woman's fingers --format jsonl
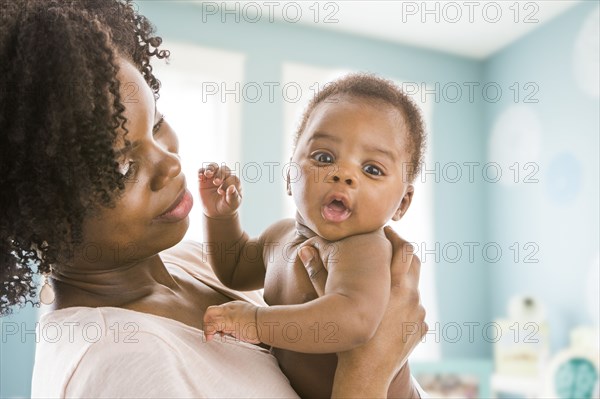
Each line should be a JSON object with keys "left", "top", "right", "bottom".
{"left": 298, "top": 246, "right": 327, "bottom": 297}
{"left": 384, "top": 225, "right": 415, "bottom": 276}
{"left": 407, "top": 254, "right": 422, "bottom": 289}
{"left": 383, "top": 226, "right": 428, "bottom": 356}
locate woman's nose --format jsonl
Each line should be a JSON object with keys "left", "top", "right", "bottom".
{"left": 150, "top": 150, "right": 182, "bottom": 191}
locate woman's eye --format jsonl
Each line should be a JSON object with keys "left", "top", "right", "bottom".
{"left": 153, "top": 115, "right": 165, "bottom": 135}
{"left": 312, "top": 152, "right": 334, "bottom": 164}
{"left": 118, "top": 161, "right": 136, "bottom": 179}
{"left": 364, "top": 164, "right": 383, "bottom": 176}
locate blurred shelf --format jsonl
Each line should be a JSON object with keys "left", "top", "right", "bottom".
{"left": 490, "top": 373, "right": 542, "bottom": 399}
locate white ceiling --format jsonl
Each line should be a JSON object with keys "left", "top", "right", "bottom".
{"left": 220, "top": 0, "right": 581, "bottom": 59}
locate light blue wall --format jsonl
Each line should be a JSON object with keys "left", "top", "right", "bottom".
{"left": 484, "top": 2, "right": 599, "bottom": 352}
{"left": 0, "top": 305, "right": 38, "bottom": 398}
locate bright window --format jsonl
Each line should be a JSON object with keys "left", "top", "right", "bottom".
{"left": 152, "top": 42, "right": 245, "bottom": 242}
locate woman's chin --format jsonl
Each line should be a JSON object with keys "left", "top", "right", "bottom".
{"left": 160, "top": 217, "right": 190, "bottom": 249}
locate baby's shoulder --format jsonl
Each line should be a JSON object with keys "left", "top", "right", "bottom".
{"left": 338, "top": 228, "right": 390, "bottom": 248}
{"left": 325, "top": 229, "right": 392, "bottom": 262}
{"left": 260, "top": 218, "right": 296, "bottom": 242}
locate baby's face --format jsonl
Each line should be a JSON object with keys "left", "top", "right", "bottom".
{"left": 290, "top": 96, "right": 414, "bottom": 241}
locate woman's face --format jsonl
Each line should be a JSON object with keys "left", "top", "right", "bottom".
{"left": 77, "top": 57, "right": 193, "bottom": 267}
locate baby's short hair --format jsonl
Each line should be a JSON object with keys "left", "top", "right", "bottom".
{"left": 293, "top": 73, "right": 426, "bottom": 182}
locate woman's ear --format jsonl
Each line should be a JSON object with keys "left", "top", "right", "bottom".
{"left": 392, "top": 185, "right": 414, "bottom": 221}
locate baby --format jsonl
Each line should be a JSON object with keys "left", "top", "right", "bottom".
{"left": 200, "top": 73, "right": 425, "bottom": 397}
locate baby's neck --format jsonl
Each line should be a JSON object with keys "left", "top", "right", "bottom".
{"left": 293, "top": 212, "right": 386, "bottom": 242}
{"left": 295, "top": 219, "right": 318, "bottom": 240}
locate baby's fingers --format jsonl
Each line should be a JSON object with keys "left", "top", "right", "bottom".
{"left": 204, "top": 305, "right": 224, "bottom": 320}
{"left": 215, "top": 174, "right": 242, "bottom": 205}
{"left": 225, "top": 184, "right": 241, "bottom": 209}
{"left": 198, "top": 163, "right": 220, "bottom": 187}
{"left": 203, "top": 317, "right": 222, "bottom": 342}
{"left": 203, "top": 306, "right": 225, "bottom": 341}
{"left": 211, "top": 164, "right": 233, "bottom": 185}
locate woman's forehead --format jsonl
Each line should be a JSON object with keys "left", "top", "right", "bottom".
{"left": 116, "top": 58, "right": 155, "bottom": 108}
{"left": 113, "top": 58, "right": 156, "bottom": 147}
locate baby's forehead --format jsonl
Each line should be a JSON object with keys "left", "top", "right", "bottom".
{"left": 314, "top": 94, "right": 406, "bottom": 124}
{"left": 310, "top": 96, "right": 410, "bottom": 142}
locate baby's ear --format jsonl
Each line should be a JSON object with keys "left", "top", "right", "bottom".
{"left": 392, "top": 185, "right": 414, "bottom": 221}
{"left": 286, "top": 159, "right": 293, "bottom": 196}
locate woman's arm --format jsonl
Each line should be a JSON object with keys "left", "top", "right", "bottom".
{"left": 299, "top": 226, "right": 428, "bottom": 398}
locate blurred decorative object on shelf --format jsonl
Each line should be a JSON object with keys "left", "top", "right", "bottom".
{"left": 491, "top": 326, "right": 600, "bottom": 398}
{"left": 508, "top": 295, "right": 546, "bottom": 321}
{"left": 491, "top": 373, "right": 542, "bottom": 399}
{"left": 494, "top": 295, "right": 550, "bottom": 377}
{"left": 542, "top": 327, "right": 599, "bottom": 398}
{"left": 411, "top": 359, "right": 493, "bottom": 399}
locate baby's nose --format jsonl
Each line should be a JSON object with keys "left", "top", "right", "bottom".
{"left": 332, "top": 175, "right": 353, "bottom": 186}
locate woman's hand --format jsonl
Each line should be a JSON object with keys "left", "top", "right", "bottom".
{"left": 298, "top": 226, "right": 428, "bottom": 398}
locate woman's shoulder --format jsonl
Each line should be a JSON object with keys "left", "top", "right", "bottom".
{"left": 160, "top": 240, "right": 267, "bottom": 306}
{"left": 34, "top": 306, "right": 188, "bottom": 361}
{"left": 32, "top": 307, "right": 186, "bottom": 398}
{"left": 38, "top": 305, "right": 190, "bottom": 334}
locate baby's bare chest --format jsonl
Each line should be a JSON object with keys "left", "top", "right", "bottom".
{"left": 261, "top": 232, "right": 340, "bottom": 398}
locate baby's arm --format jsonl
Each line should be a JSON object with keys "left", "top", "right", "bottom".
{"left": 204, "top": 231, "right": 392, "bottom": 353}
{"left": 258, "top": 232, "right": 391, "bottom": 352}
{"left": 199, "top": 164, "right": 265, "bottom": 291}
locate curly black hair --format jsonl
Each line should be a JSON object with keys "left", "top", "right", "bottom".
{"left": 0, "top": 0, "right": 169, "bottom": 316}
{"left": 293, "top": 73, "right": 426, "bottom": 182}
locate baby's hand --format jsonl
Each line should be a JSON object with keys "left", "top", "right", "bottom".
{"left": 203, "top": 301, "right": 260, "bottom": 344}
{"left": 198, "top": 163, "right": 242, "bottom": 218}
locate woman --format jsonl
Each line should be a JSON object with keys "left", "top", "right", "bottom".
{"left": 0, "top": 0, "right": 427, "bottom": 397}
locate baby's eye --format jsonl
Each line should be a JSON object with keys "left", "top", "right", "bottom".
{"left": 312, "top": 152, "right": 334, "bottom": 164}
{"left": 363, "top": 164, "right": 383, "bottom": 176}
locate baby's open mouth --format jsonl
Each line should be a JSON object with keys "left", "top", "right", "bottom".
{"left": 322, "top": 198, "right": 352, "bottom": 223}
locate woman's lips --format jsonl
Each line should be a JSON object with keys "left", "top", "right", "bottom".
{"left": 155, "top": 189, "right": 193, "bottom": 222}
{"left": 321, "top": 200, "right": 351, "bottom": 223}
